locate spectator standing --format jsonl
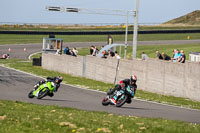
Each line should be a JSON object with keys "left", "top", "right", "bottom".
{"left": 161, "top": 52, "right": 171, "bottom": 61}
{"left": 107, "top": 35, "right": 113, "bottom": 45}
{"left": 156, "top": 50, "right": 163, "bottom": 60}
{"left": 178, "top": 50, "right": 186, "bottom": 63}
{"left": 141, "top": 52, "right": 149, "bottom": 60}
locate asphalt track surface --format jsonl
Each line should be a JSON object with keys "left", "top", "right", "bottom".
{"left": 1, "top": 40, "right": 200, "bottom": 123}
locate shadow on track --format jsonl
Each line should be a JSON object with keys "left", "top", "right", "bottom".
{"left": 120, "top": 106, "right": 154, "bottom": 111}
{"left": 102, "top": 104, "right": 154, "bottom": 111}
{"left": 40, "top": 98, "right": 79, "bottom": 103}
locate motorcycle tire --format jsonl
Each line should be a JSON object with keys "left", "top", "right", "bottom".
{"left": 28, "top": 90, "right": 34, "bottom": 98}
{"left": 116, "top": 94, "right": 128, "bottom": 107}
{"left": 37, "top": 88, "right": 49, "bottom": 99}
{"left": 102, "top": 96, "right": 110, "bottom": 106}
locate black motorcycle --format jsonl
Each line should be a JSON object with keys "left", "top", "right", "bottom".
{"left": 102, "top": 86, "right": 134, "bottom": 107}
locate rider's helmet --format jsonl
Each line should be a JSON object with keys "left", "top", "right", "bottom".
{"left": 55, "top": 76, "right": 63, "bottom": 84}
{"left": 130, "top": 75, "right": 137, "bottom": 84}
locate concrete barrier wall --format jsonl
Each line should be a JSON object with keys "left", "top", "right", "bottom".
{"left": 117, "top": 59, "right": 200, "bottom": 100}
{"left": 85, "top": 56, "right": 119, "bottom": 83}
{"left": 42, "top": 53, "right": 83, "bottom": 77}
{"left": 42, "top": 53, "right": 200, "bottom": 101}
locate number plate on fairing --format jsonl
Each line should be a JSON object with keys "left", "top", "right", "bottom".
{"left": 116, "top": 91, "right": 122, "bottom": 96}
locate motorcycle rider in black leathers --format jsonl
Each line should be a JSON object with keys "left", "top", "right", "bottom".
{"left": 108, "top": 75, "right": 137, "bottom": 104}
{"left": 34, "top": 76, "right": 63, "bottom": 97}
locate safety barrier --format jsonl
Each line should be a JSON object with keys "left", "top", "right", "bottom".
{"left": 1, "top": 29, "right": 200, "bottom": 35}
{"left": 42, "top": 53, "right": 200, "bottom": 101}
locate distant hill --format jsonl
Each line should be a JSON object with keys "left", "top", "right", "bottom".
{"left": 164, "top": 10, "right": 200, "bottom": 25}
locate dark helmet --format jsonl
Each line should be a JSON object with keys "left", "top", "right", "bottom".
{"left": 130, "top": 75, "right": 137, "bottom": 84}
{"left": 55, "top": 76, "right": 63, "bottom": 84}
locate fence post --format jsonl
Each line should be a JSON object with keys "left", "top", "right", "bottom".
{"left": 82, "top": 56, "right": 86, "bottom": 77}
{"left": 114, "top": 59, "right": 120, "bottom": 84}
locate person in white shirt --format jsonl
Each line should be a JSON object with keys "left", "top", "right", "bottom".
{"left": 72, "top": 47, "right": 78, "bottom": 57}
{"left": 141, "top": 52, "right": 149, "bottom": 60}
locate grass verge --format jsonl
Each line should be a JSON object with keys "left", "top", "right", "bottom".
{"left": 1, "top": 100, "right": 200, "bottom": 133}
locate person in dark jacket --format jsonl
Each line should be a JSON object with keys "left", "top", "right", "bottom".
{"left": 161, "top": 52, "right": 171, "bottom": 61}
{"left": 90, "top": 45, "right": 94, "bottom": 55}
{"left": 64, "top": 47, "right": 69, "bottom": 54}
{"left": 108, "top": 75, "right": 137, "bottom": 104}
{"left": 156, "top": 50, "right": 163, "bottom": 60}
{"left": 178, "top": 50, "right": 186, "bottom": 63}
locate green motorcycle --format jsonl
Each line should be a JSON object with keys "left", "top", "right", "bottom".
{"left": 28, "top": 81, "right": 55, "bottom": 99}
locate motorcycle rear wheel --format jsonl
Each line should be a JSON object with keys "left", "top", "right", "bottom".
{"left": 116, "top": 95, "right": 128, "bottom": 107}
{"left": 37, "top": 88, "right": 49, "bottom": 99}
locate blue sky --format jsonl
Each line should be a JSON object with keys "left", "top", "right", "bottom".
{"left": 0, "top": 0, "right": 199, "bottom": 25}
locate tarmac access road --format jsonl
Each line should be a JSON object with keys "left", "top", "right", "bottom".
{"left": 0, "top": 40, "right": 200, "bottom": 59}
{"left": 0, "top": 65, "right": 200, "bottom": 123}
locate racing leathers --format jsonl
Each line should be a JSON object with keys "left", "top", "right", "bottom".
{"left": 108, "top": 79, "right": 137, "bottom": 104}
{"left": 34, "top": 77, "right": 60, "bottom": 97}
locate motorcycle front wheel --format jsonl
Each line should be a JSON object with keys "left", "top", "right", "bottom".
{"left": 37, "top": 88, "right": 49, "bottom": 99}
{"left": 102, "top": 96, "right": 110, "bottom": 106}
{"left": 116, "top": 95, "right": 128, "bottom": 107}
{"left": 28, "top": 90, "right": 34, "bottom": 98}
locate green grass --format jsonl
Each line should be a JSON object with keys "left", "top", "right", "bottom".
{"left": 0, "top": 33, "right": 200, "bottom": 44}
{"left": 0, "top": 100, "right": 200, "bottom": 133}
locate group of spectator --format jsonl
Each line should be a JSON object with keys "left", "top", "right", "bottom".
{"left": 63, "top": 45, "right": 186, "bottom": 63}
{"left": 90, "top": 45, "right": 121, "bottom": 59}
{"left": 101, "top": 50, "right": 121, "bottom": 59}
{"left": 156, "top": 49, "right": 186, "bottom": 63}
{"left": 64, "top": 47, "right": 78, "bottom": 57}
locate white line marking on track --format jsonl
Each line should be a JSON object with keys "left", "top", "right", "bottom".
{"left": 0, "top": 75, "right": 37, "bottom": 77}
